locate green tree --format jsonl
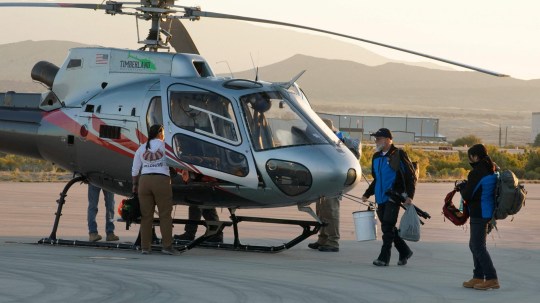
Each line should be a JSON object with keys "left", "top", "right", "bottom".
{"left": 452, "top": 135, "right": 482, "bottom": 147}
{"left": 533, "top": 133, "right": 540, "bottom": 147}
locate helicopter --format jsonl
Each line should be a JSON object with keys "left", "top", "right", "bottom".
{"left": 0, "top": 1, "right": 507, "bottom": 252}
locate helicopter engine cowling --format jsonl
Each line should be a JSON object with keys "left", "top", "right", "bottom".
{"left": 31, "top": 61, "right": 59, "bottom": 89}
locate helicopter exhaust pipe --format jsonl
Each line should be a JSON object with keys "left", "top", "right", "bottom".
{"left": 31, "top": 61, "right": 59, "bottom": 89}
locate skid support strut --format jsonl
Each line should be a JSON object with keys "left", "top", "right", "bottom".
{"left": 39, "top": 176, "right": 86, "bottom": 243}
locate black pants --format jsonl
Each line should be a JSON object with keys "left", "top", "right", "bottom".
{"left": 376, "top": 201, "right": 410, "bottom": 262}
{"left": 469, "top": 218, "right": 497, "bottom": 280}
{"left": 184, "top": 206, "right": 220, "bottom": 236}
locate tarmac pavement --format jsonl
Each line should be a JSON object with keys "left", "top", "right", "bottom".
{"left": 1, "top": 182, "right": 539, "bottom": 303}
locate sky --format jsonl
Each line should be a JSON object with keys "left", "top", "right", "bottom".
{"left": 1, "top": 0, "right": 539, "bottom": 80}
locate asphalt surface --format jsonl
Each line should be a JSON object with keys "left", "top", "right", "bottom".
{"left": 1, "top": 182, "right": 539, "bottom": 303}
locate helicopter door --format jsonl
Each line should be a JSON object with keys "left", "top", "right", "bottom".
{"left": 160, "top": 78, "right": 259, "bottom": 189}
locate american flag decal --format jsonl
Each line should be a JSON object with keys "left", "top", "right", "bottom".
{"left": 96, "top": 54, "right": 109, "bottom": 64}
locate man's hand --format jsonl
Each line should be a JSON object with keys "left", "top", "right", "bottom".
{"left": 403, "top": 197, "right": 413, "bottom": 206}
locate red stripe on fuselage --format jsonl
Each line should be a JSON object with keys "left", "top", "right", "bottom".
{"left": 42, "top": 111, "right": 139, "bottom": 158}
{"left": 91, "top": 115, "right": 139, "bottom": 152}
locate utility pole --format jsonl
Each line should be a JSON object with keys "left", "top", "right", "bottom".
{"left": 505, "top": 126, "right": 508, "bottom": 146}
{"left": 498, "top": 125, "right": 502, "bottom": 147}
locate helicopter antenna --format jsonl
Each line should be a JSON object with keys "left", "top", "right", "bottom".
{"left": 249, "top": 53, "right": 259, "bottom": 81}
{"left": 216, "top": 61, "right": 234, "bottom": 78}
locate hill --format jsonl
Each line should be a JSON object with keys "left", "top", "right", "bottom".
{"left": 0, "top": 40, "right": 90, "bottom": 91}
{"left": 232, "top": 55, "right": 539, "bottom": 145}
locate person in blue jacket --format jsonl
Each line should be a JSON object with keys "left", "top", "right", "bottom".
{"left": 458, "top": 144, "right": 499, "bottom": 290}
{"left": 362, "top": 128, "right": 416, "bottom": 266}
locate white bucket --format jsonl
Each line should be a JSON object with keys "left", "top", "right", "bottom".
{"left": 352, "top": 210, "right": 377, "bottom": 241}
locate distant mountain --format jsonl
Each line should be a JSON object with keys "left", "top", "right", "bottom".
{"left": 0, "top": 40, "right": 90, "bottom": 91}
{"left": 232, "top": 54, "right": 540, "bottom": 110}
{"left": 231, "top": 54, "right": 539, "bottom": 145}
{"left": 185, "top": 19, "right": 454, "bottom": 74}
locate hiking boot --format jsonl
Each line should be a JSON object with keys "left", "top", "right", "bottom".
{"left": 397, "top": 251, "right": 413, "bottom": 266}
{"left": 372, "top": 259, "right": 389, "bottom": 266}
{"left": 173, "top": 233, "right": 195, "bottom": 241}
{"left": 473, "top": 279, "right": 500, "bottom": 290}
{"left": 308, "top": 242, "right": 321, "bottom": 250}
{"left": 89, "top": 233, "right": 102, "bottom": 242}
{"left": 318, "top": 245, "right": 339, "bottom": 252}
{"left": 161, "top": 247, "right": 181, "bottom": 256}
{"left": 463, "top": 278, "right": 484, "bottom": 288}
{"left": 106, "top": 233, "right": 119, "bottom": 241}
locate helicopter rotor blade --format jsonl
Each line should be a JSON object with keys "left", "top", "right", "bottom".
{"left": 0, "top": 2, "right": 123, "bottom": 12}
{"left": 186, "top": 9, "right": 509, "bottom": 77}
{"left": 163, "top": 18, "right": 200, "bottom": 55}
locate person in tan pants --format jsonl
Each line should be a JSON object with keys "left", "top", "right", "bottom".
{"left": 132, "top": 124, "right": 178, "bottom": 255}
{"left": 138, "top": 174, "right": 174, "bottom": 254}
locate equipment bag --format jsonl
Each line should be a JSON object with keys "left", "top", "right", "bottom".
{"left": 120, "top": 194, "right": 141, "bottom": 229}
{"left": 442, "top": 189, "right": 469, "bottom": 226}
{"left": 494, "top": 169, "right": 527, "bottom": 220}
{"left": 399, "top": 204, "right": 421, "bottom": 242}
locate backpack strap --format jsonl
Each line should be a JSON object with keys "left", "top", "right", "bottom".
{"left": 391, "top": 149, "right": 416, "bottom": 199}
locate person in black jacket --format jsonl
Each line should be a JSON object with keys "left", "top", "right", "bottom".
{"left": 458, "top": 144, "right": 499, "bottom": 290}
{"left": 362, "top": 128, "right": 416, "bottom": 266}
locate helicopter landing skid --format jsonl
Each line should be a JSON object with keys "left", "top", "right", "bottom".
{"left": 173, "top": 213, "right": 323, "bottom": 253}
{"left": 36, "top": 175, "right": 321, "bottom": 253}
{"left": 37, "top": 216, "right": 322, "bottom": 254}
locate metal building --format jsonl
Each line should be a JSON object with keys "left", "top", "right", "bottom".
{"left": 531, "top": 112, "right": 540, "bottom": 144}
{"left": 317, "top": 112, "right": 445, "bottom": 143}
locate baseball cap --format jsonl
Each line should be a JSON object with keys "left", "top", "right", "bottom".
{"left": 370, "top": 128, "right": 393, "bottom": 139}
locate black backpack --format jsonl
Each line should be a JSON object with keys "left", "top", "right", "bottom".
{"left": 390, "top": 149, "right": 419, "bottom": 185}
{"left": 120, "top": 194, "right": 141, "bottom": 229}
{"left": 493, "top": 169, "right": 526, "bottom": 220}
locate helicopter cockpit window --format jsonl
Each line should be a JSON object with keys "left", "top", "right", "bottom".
{"left": 240, "top": 91, "right": 328, "bottom": 151}
{"left": 146, "top": 97, "right": 163, "bottom": 130}
{"left": 169, "top": 91, "right": 239, "bottom": 145}
{"left": 67, "top": 59, "right": 82, "bottom": 69}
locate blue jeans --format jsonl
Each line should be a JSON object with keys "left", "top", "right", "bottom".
{"left": 87, "top": 184, "right": 116, "bottom": 234}
{"left": 469, "top": 217, "right": 497, "bottom": 280}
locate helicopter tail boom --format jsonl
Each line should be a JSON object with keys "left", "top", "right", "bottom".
{"left": 0, "top": 92, "right": 44, "bottom": 159}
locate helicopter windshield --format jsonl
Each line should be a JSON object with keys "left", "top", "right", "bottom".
{"left": 240, "top": 91, "right": 328, "bottom": 151}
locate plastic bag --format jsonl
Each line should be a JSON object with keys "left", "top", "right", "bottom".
{"left": 398, "top": 204, "right": 421, "bottom": 242}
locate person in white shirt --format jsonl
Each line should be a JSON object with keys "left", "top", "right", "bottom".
{"left": 131, "top": 124, "right": 177, "bottom": 255}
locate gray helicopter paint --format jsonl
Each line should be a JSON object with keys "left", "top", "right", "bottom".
{"left": 53, "top": 48, "right": 212, "bottom": 106}
{"left": 0, "top": 45, "right": 361, "bottom": 208}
